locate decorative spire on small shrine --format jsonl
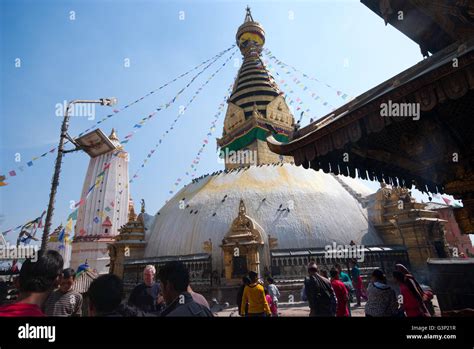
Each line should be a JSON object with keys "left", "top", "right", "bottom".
{"left": 128, "top": 198, "right": 136, "bottom": 222}
{"left": 109, "top": 128, "right": 119, "bottom": 141}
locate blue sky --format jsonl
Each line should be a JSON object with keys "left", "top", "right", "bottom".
{"left": 0, "top": 0, "right": 458, "bottom": 244}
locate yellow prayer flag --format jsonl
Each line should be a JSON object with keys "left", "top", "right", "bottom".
{"left": 65, "top": 218, "right": 73, "bottom": 233}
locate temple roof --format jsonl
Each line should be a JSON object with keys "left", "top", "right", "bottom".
{"left": 361, "top": 0, "right": 474, "bottom": 56}
{"left": 267, "top": 39, "right": 474, "bottom": 193}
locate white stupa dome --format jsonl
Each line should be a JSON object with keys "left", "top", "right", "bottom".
{"left": 144, "top": 163, "right": 381, "bottom": 270}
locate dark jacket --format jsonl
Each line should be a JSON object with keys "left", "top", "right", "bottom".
{"left": 128, "top": 283, "right": 163, "bottom": 314}
{"left": 304, "top": 274, "right": 336, "bottom": 317}
{"left": 101, "top": 303, "right": 156, "bottom": 317}
{"left": 161, "top": 292, "right": 213, "bottom": 317}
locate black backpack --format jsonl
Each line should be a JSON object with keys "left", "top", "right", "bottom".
{"left": 304, "top": 275, "right": 335, "bottom": 316}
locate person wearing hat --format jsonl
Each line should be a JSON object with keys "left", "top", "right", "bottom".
{"left": 240, "top": 271, "right": 271, "bottom": 317}
{"left": 304, "top": 262, "right": 336, "bottom": 317}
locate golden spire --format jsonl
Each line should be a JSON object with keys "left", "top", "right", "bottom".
{"left": 244, "top": 6, "right": 254, "bottom": 22}
{"left": 109, "top": 128, "right": 119, "bottom": 141}
{"left": 128, "top": 198, "right": 136, "bottom": 222}
{"left": 236, "top": 7, "right": 265, "bottom": 57}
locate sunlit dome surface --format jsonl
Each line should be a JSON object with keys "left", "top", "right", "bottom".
{"left": 144, "top": 163, "right": 381, "bottom": 269}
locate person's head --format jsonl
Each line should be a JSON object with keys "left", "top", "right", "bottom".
{"left": 267, "top": 277, "right": 274, "bottom": 285}
{"left": 392, "top": 271, "right": 405, "bottom": 284}
{"left": 88, "top": 274, "right": 123, "bottom": 316}
{"left": 143, "top": 265, "right": 156, "bottom": 287}
{"left": 371, "top": 269, "right": 386, "bottom": 284}
{"left": 320, "top": 269, "right": 328, "bottom": 278}
{"left": 308, "top": 262, "right": 318, "bottom": 276}
{"left": 19, "top": 250, "right": 63, "bottom": 295}
{"left": 158, "top": 261, "right": 190, "bottom": 304}
{"left": 59, "top": 268, "right": 76, "bottom": 293}
{"left": 242, "top": 276, "right": 251, "bottom": 286}
{"left": 248, "top": 271, "right": 258, "bottom": 283}
{"left": 334, "top": 264, "right": 342, "bottom": 273}
{"left": 264, "top": 288, "right": 269, "bottom": 295}
{"left": 329, "top": 268, "right": 339, "bottom": 280}
{"left": 349, "top": 259, "right": 357, "bottom": 267}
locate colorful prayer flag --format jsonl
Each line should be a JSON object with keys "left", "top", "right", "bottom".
{"left": 68, "top": 209, "right": 78, "bottom": 221}
{"left": 65, "top": 218, "right": 73, "bottom": 233}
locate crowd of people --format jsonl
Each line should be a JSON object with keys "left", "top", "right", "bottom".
{"left": 301, "top": 260, "right": 433, "bottom": 317}
{"left": 0, "top": 251, "right": 434, "bottom": 317}
{"left": 0, "top": 250, "right": 212, "bottom": 317}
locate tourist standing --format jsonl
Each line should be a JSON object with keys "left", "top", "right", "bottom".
{"left": 329, "top": 268, "right": 349, "bottom": 317}
{"left": 44, "top": 268, "right": 82, "bottom": 316}
{"left": 159, "top": 261, "right": 213, "bottom": 317}
{"left": 0, "top": 251, "right": 63, "bottom": 317}
{"left": 266, "top": 277, "right": 280, "bottom": 316}
{"left": 128, "top": 265, "right": 164, "bottom": 314}
{"left": 304, "top": 262, "right": 336, "bottom": 317}
{"left": 349, "top": 260, "right": 367, "bottom": 306}
{"left": 240, "top": 271, "right": 271, "bottom": 317}
{"left": 365, "top": 269, "right": 398, "bottom": 317}
{"left": 335, "top": 263, "right": 354, "bottom": 314}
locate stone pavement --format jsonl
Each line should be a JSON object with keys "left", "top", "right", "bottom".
{"left": 215, "top": 297, "right": 441, "bottom": 317}
{"left": 215, "top": 301, "right": 368, "bottom": 317}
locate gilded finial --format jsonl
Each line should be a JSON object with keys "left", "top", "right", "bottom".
{"left": 239, "top": 199, "right": 246, "bottom": 216}
{"left": 236, "top": 7, "right": 265, "bottom": 57}
{"left": 109, "top": 128, "right": 119, "bottom": 141}
{"left": 128, "top": 198, "right": 136, "bottom": 221}
{"left": 244, "top": 6, "right": 254, "bottom": 22}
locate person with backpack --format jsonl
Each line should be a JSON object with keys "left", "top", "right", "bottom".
{"left": 304, "top": 262, "right": 337, "bottom": 317}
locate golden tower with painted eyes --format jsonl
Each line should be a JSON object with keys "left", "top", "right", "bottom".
{"left": 217, "top": 7, "right": 295, "bottom": 169}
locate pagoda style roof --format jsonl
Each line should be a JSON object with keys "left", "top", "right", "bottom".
{"left": 267, "top": 39, "right": 474, "bottom": 194}
{"left": 361, "top": 0, "right": 474, "bottom": 56}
